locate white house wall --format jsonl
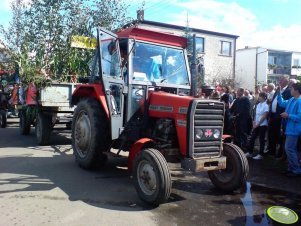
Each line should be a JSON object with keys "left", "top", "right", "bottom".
{"left": 236, "top": 48, "right": 257, "bottom": 91}
{"left": 257, "top": 49, "right": 268, "bottom": 85}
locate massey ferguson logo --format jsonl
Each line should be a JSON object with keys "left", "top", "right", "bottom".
{"left": 205, "top": 129, "right": 213, "bottom": 137}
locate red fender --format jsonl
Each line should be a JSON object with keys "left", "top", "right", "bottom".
{"left": 127, "top": 138, "right": 154, "bottom": 171}
{"left": 72, "top": 83, "right": 109, "bottom": 118}
{"left": 222, "top": 134, "right": 232, "bottom": 140}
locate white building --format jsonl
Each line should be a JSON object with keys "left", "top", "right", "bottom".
{"left": 130, "top": 20, "right": 239, "bottom": 85}
{"left": 236, "top": 47, "right": 301, "bottom": 91}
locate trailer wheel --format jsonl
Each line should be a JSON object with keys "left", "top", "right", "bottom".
{"left": 133, "top": 148, "right": 172, "bottom": 206}
{"left": 72, "top": 98, "right": 109, "bottom": 169}
{"left": 0, "top": 110, "right": 7, "bottom": 128}
{"left": 20, "top": 109, "right": 31, "bottom": 135}
{"left": 208, "top": 143, "right": 249, "bottom": 192}
{"left": 35, "top": 112, "right": 52, "bottom": 145}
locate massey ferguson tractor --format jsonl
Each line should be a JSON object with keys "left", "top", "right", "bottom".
{"left": 71, "top": 27, "right": 249, "bottom": 205}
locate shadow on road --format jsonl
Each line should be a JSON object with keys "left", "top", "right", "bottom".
{"left": 0, "top": 149, "right": 155, "bottom": 211}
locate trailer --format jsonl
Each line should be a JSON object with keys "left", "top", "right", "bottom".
{"left": 20, "top": 82, "right": 76, "bottom": 145}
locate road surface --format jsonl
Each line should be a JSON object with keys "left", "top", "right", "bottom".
{"left": 0, "top": 119, "right": 300, "bottom": 226}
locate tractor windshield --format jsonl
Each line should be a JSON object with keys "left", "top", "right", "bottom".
{"left": 132, "top": 42, "right": 189, "bottom": 86}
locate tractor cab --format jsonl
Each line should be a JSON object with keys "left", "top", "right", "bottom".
{"left": 82, "top": 27, "right": 193, "bottom": 139}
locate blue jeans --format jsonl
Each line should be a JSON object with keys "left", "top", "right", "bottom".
{"left": 285, "top": 135, "right": 301, "bottom": 174}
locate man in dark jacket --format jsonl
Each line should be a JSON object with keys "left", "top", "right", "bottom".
{"left": 268, "top": 75, "right": 291, "bottom": 157}
{"left": 230, "top": 88, "right": 252, "bottom": 152}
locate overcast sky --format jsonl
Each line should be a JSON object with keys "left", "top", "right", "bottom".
{"left": 1, "top": 0, "right": 301, "bottom": 51}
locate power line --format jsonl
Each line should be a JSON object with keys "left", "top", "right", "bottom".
{"left": 143, "top": 0, "right": 178, "bottom": 20}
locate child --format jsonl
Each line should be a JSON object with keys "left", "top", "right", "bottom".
{"left": 246, "top": 92, "right": 269, "bottom": 159}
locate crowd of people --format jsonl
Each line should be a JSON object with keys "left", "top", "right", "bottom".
{"left": 200, "top": 76, "right": 301, "bottom": 177}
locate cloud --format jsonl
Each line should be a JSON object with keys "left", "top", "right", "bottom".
{"left": 0, "top": 0, "right": 31, "bottom": 11}
{"left": 163, "top": 0, "right": 301, "bottom": 52}
{"left": 1, "top": 0, "right": 13, "bottom": 10}
{"left": 171, "top": 0, "right": 258, "bottom": 34}
{"left": 241, "top": 24, "right": 301, "bottom": 51}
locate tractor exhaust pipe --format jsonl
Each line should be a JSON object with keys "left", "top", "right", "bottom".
{"left": 190, "top": 34, "right": 198, "bottom": 97}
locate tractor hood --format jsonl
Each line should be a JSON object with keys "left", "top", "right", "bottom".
{"left": 148, "top": 91, "right": 193, "bottom": 119}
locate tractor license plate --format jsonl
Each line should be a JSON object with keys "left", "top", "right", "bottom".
{"left": 181, "top": 156, "right": 226, "bottom": 172}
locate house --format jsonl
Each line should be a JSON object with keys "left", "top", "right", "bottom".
{"left": 236, "top": 47, "right": 301, "bottom": 91}
{"left": 126, "top": 20, "right": 239, "bottom": 85}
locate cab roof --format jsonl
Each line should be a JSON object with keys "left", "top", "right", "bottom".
{"left": 116, "top": 27, "right": 187, "bottom": 48}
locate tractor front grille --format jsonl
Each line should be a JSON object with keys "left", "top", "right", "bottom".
{"left": 188, "top": 100, "right": 224, "bottom": 158}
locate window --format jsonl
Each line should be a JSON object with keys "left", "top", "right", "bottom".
{"left": 268, "top": 56, "right": 277, "bottom": 65}
{"left": 293, "top": 59, "right": 300, "bottom": 66}
{"left": 220, "top": 41, "right": 231, "bottom": 56}
{"left": 132, "top": 42, "right": 189, "bottom": 86}
{"left": 196, "top": 37, "right": 205, "bottom": 53}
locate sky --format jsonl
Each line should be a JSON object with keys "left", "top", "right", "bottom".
{"left": 1, "top": 0, "right": 301, "bottom": 51}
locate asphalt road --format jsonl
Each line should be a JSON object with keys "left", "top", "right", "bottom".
{"left": 1, "top": 119, "right": 301, "bottom": 226}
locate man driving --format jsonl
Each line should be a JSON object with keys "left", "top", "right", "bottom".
{"left": 133, "top": 44, "right": 161, "bottom": 82}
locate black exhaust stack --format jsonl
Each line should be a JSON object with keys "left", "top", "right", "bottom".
{"left": 190, "top": 34, "right": 198, "bottom": 97}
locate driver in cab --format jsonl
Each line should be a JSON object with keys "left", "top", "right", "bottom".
{"left": 133, "top": 45, "right": 161, "bottom": 82}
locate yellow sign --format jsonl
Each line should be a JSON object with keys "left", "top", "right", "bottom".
{"left": 71, "top": 36, "right": 97, "bottom": 49}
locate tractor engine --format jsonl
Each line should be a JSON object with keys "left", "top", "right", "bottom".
{"left": 152, "top": 119, "right": 177, "bottom": 147}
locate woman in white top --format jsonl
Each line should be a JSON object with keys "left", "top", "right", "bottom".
{"left": 246, "top": 92, "right": 269, "bottom": 160}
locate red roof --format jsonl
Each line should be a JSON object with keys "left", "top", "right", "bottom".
{"left": 116, "top": 27, "right": 187, "bottom": 48}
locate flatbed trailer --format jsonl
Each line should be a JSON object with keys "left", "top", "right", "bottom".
{"left": 20, "top": 82, "right": 76, "bottom": 145}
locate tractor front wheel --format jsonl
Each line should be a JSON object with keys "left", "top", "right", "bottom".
{"left": 208, "top": 143, "right": 249, "bottom": 192}
{"left": 133, "top": 148, "right": 172, "bottom": 206}
{"left": 72, "top": 98, "right": 109, "bottom": 169}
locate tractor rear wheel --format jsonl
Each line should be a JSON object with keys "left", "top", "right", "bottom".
{"left": 0, "top": 110, "right": 7, "bottom": 128}
{"left": 35, "top": 112, "right": 52, "bottom": 145}
{"left": 72, "top": 98, "right": 109, "bottom": 169}
{"left": 208, "top": 143, "right": 249, "bottom": 192}
{"left": 133, "top": 148, "right": 172, "bottom": 206}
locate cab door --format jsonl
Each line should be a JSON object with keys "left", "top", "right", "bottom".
{"left": 97, "top": 28, "right": 125, "bottom": 140}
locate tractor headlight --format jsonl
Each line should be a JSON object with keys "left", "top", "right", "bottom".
{"left": 213, "top": 129, "right": 221, "bottom": 139}
{"left": 195, "top": 128, "right": 203, "bottom": 140}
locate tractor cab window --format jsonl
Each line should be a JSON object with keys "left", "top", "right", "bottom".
{"left": 133, "top": 42, "right": 189, "bottom": 86}
{"left": 100, "top": 36, "right": 121, "bottom": 78}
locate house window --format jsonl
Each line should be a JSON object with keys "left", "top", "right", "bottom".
{"left": 220, "top": 41, "right": 231, "bottom": 56}
{"left": 293, "top": 59, "right": 300, "bottom": 66}
{"left": 268, "top": 56, "right": 277, "bottom": 65}
{"left": 195, "top": 37, "right": 205, "bottom": 53}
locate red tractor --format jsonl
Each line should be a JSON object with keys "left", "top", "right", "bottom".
{"left": 71, "top": 27, "right": 248, "bottom": 205}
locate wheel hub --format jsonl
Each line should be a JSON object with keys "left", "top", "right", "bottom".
{"left": 137, "top": 161, "right": 157, "bottom": 195}
{"left": 74, "top": 112, "right": 91, "bottom": 157}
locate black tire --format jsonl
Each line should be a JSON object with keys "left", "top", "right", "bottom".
{"left": 208, "top": 143, "right": 249, "bottom": 192}
{"left": 0, "top": 110, "right": 7, "bottom": 128}
{"left": 133, "top": 148, "right": 172, "bottom": 206}
{"left": 72, "top": 98, "right": 110, "bottom": 169}
{"left": 35, "top": 112, "right": 52, "bottom": 145}
{"left": 20, "top": 109, "right": 31, "bottom": 135}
